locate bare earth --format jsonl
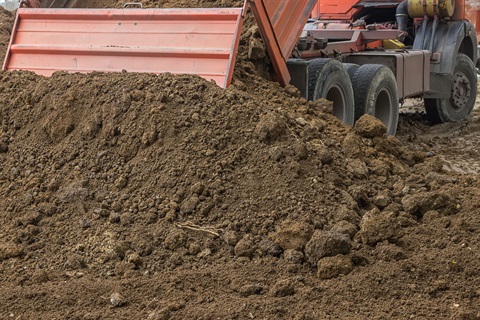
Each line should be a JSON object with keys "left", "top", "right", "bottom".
{"left": 0, "top": 3, "right": 479, "bottom": 320}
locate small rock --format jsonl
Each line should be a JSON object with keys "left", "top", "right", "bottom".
{"left": 397, "top": 212, "right": 418, "bottom": 227}
{"left": 109, "top": 212, "right": 121, "bottom": 224}
{"left": 145, "top": 211, "right": 158, "bottom": 224}
{"left": 0, "top": 243, "right": 24, "bottom": 261}
{"left": 141, "top": 129, "right": 158, "bottom": 146}
{"left": 111, "top": 202, "right": 122, "bottom": 212}
{"left": 114, "top": 262, "right": 136, "bottom": 276}
{"left": 272, "top": 220, "right": 314, "bottom": 251}
{"left": 188, "top": 243, "right": 202, "bottom": 255}
{"left": 284, "top": 84, "right": 301, "bottom": 97}
{"left": 372, "top": 194, "right": 392, "bottom": 208}
{"left": 317, "top": 255, "right": 353, "bottom": 279}
{"left": 0, "top": 142, "right": 8, "bottom": 153}
{"left": 358, "top": 209, "right": 403, "bottom": 245}
{"left": 257, "top": 238, "right": 282, "bottom": 257}
{"left": 79, "top": 219, "right": 91, "bottom": 229}
{"left": 164, "top": 230, "right": 187, "bottom": 250}
{"left": 346, "top": 158, "right": 368, "bottom": 178}
{"left": 21, "top": 212, "right": 42, "bottom": 226}
{"left": 255, "top": 113, "right": 286, "bottom": 143}
{"left": 180, "top": 195, "right": 199, "bottom": 214}
{"left": 342, "top": 133, "right": 364, "bottom": 159}
{"left": 110, "top": 292, "right": 126, "bottom": 307}
{"left": 234, "top": 235, "right": 256, "bottom": 258}
{"left": 401, "top": 191, "right": 457, "bottom": 217}
{"left": 283, "top": 249, "right": 304, "bottom": 264}
{"left": 190, "top": 182, "right": 205, "bottom": 195}
{"left": 126, "top": 252, "right": 142, "bottom": 267}
{"left": 304, "top": 230, "right": 352, "bottom": 266}
{"left": 120, "top": 212, "right": 134, "bottom": 226}
{"left": 94, "top": 208, "right": 109, "bottom": 218}
{"left": 330, "top": 220, "right": 358, "bottom": 239}
{"left": 295, "top": 118, "right": 307, "bottom": 126}
{"left": 197, "top": 248, "right": 212, "bottom": 258}
{"left": 114, "top": 175, "right": 128, "bottom": 189}
{"left": 332, "top": 205, "right": 361, "bottom": 224}
{"left": 317, "top": 147, "right": 333, "bottom": 164}
{"left": 293, "top": 142, "right": 309, "bottom": 160}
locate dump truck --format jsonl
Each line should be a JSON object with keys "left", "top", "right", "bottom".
{"left": 3, "top": 0, "right": 480, "bottom": 135}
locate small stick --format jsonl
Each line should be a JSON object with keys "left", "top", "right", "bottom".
{"left": 175, "top": 222, "right": 223, "bottom": 238}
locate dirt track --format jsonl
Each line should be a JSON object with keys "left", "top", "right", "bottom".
{"left": 0, "top": 4, "right": 479, "bottom": 320}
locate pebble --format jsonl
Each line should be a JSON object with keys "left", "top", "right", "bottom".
{"left": 110, "top": 292, "right": 126, "bottom": 307}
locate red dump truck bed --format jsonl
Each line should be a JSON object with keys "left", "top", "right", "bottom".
{"left": 2, "top": 7, "right": 246, "bottom": 88}
{"left": 2, "top": 0, "right": 318, "bottom": 88}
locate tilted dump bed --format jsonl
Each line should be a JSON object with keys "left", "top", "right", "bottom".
{"left": 2, "top": 0, "right": 317, "bottom": 88}
{"left": 2, "top": 7, "right": 246, "bottom": 88}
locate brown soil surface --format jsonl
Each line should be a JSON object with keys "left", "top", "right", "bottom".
{"left": 1, "top": 2, "right": 480, "bottom": 320}
{"left": 0, "top": 7, "right": 14, "bottom": 62}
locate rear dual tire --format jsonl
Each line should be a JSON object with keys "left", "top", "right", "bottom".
{"left": 307, "top": 60, "right": 399, "bottom": 135}
{"left": 352, "top": 64, "right": 399, "bottom": 135}
{"left": 307, "top": 59, "right": 355, "bottom": 125}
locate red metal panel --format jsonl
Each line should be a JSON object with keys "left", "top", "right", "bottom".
{"left": 2, "top": 7, "right": 246, "bottom": 88}
{"left": 250, "top": 0, "right": 318, "bottom": 86}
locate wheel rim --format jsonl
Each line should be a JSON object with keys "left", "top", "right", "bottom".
{"left": 374, "top": 88, "right": 393, "bottom": 127}
{"left": 450, "top": 72, "right": 472, "bottom": 112}
{"left": 326, "top": 83, "right": 347, "bottom": 122}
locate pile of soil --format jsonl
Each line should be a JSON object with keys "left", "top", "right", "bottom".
{"left": 1, "top": 2, "right": 479, "bottom": 319}
{"left": 0, "top": 7, "right": 14, "bottom": 62}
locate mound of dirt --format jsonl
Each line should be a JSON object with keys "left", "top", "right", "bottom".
{"left": 0, "top": 7, "right": 14, "bottom": 62}
{"left": 1, "top": 2, "right": 480, "bottom": 320}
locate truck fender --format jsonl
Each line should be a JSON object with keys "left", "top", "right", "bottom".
{"left": 413, "top": 20, "right": 477, "bottom": 75}
{"left": 414, "top": 20, "right": 477, "bottom": 98}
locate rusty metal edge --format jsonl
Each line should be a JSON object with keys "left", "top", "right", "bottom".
{"left": 224, "top": 0, "right": 249, "bottom": 88}
{"left": 250, "top": 0, "right": 290, "bottom": 86}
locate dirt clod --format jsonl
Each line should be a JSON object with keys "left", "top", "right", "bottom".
{"left": 353, "top": 114, "right": 387, "bottom": 138}
{"left": 304, "top": 230, "right": 352, "bottom": 266}
{"left": 317, "top": 254, "right": 353, "bottom": 279}
{"left": 272, "top": 220, "right": 314, "bottom": 251}
{"left": 234, "top": 235, "right": 256, "bottom": 258}
{"left": 0, "top": 243, "right": 24, "bottom": 261}
{"left": 357, "top": 209, "right": 403, "bottom": 245}
{"left": 269, "top": 279, "right": 296, "bottom": 297}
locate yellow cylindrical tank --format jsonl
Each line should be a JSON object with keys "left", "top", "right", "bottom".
{"left": 407, "top": 0, "right": 455, "bottom": 18}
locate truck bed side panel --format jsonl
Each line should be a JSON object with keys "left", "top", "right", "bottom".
{"left": 2, "top": 7, "right": 245, "bottom": 88}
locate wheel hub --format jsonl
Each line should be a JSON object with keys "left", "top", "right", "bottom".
{"left": 451, "top": 72, "right": 471, "bottom": 111}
